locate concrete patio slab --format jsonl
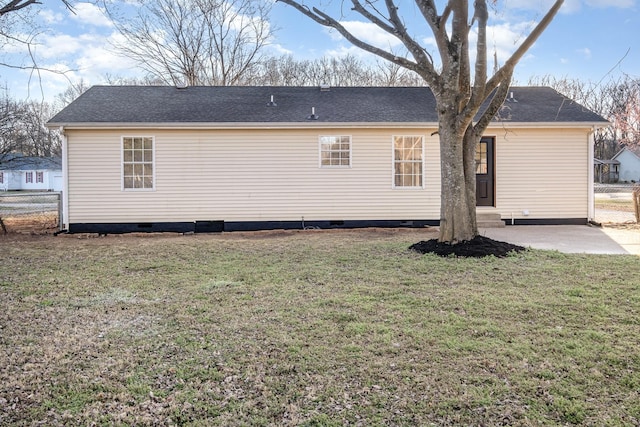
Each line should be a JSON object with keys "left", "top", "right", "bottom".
{"left": 480, "top": 225, "right": 640, "bottom": 255}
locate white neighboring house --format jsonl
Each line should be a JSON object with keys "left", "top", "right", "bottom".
{"left": 612, "top": 147, "right": 640, "bottom": 183}
{"left": 0, "top": 154, "right": 63, "bottom": 191}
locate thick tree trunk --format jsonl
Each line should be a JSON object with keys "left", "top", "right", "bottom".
{"left": 438, "top": 115, "right": 479, "bottom": 243}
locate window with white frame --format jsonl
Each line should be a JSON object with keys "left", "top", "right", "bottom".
{"left": 319, "top": 135, "right": 351, "bottom": 167}
{"left": 36, "top": 171, "right": 44, "bottom": 183}
{"left": 0, "top": 172, "right": 3, "bottom": 184}
{"left": 393, "top": 136, "right": 424, "bottom": 188}
{"left": 25, "top": 171, "right": 33, "bottom": 183}
{"left": 122, "top": 137, "right": 154, "bottom": 190}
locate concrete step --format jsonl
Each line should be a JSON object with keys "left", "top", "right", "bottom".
{"left": 477, "top": 211, "right": 505, "bottom": 228}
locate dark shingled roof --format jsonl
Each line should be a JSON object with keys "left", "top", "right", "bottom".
{"left": 48, "top": 85, "right": 608, "bottom": 125}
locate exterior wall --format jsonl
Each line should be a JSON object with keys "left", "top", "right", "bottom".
{"left": 65, "top": 128, "right": 441, "bottom": 225}
{"left": 0, "top": 171, "right": 21, "bottom": 190}
{"left": 0, "top": 171, "right": 8, "bottom": 190}
{"left": 616, "top": 150, "right": 640, "bottom": 182}
{"left": 50, "top": 171, "right": 63, "bottom": 192}
{"left": 1, "top": 169, "right": 61, "bottom": 191}
{"left": 64, "top": 126, "right": 590, "bottom": 226}
{"left": 488, "top": 126, "right": 590, "bottom": 221}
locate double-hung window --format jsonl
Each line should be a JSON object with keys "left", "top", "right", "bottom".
{"left": 36, "top": 171, "right": 44, "bottom": 183}
{"left": 319, "top": 136, "right": 351, "bottom": 167}
{"left": 122, "top": 137, "right": 154, "bottom": 190}
{"left": 25, "top": 172, "right": 33, "bottom": 184}
{"left": 393, "top": 136, "right": 424, "bottom": 188}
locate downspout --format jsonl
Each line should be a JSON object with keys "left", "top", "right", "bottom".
{"left": 60, "top": 126, "right": 69, "bottom": 231}
{"left": 587, "top": 126, "right": 595, "bottom": 223}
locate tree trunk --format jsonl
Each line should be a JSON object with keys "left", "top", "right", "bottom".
{"left": 463, "top": 126, "right": 479, "bottom": 236}
{"left": 438, "top": 115, "right": 478, "bottom": 243}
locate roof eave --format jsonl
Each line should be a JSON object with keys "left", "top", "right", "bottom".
{"left": 48, "top": 120, "right": 610, "bottom": 130}
{"left": 487, "top": 121, "right": 610, "bottom": 129}
{"left": 47, "top": 121, "right": 440, "bottom": 130}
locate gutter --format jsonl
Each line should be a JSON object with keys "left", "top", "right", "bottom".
{"left": 588, "top": 126, "right": 596, "bottom": 223}
{"left": 59, "top": 126, "right": 69, "bottom": 231}
{"left": 46, "top": 121, "right": 610, "bottom": 131}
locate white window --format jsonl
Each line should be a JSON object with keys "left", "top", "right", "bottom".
{"left": 393, "top": 136, "right": 424, "bottom": 188}
{"left": 319, "top": 135, "right": 351, "bottom": 167}
{"left": 36, "top": 171, "right": 44, "bottom": 183}
{"left": 122, "top": 137, "right": 154, "bottom": 190}
{"left": 25, "top": 172, "right": 33, "bottom": 183}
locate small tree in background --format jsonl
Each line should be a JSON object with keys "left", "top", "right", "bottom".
{"left": 106, "top": 0, "right": 275, "bottom": 86}
{"left": 529, "top": 75, "right": 640, "bottom": 160}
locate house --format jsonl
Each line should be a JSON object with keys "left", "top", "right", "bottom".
{"left": 46, "top": 85, "right": 608, "bottom": 234}
{"left": 611, "top": 146, "right": 640, "bottom": 183}
{"left": 0, "top": 154, "right": 63, "bottom": 192}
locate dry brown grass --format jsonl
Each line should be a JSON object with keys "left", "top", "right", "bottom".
{"left": 0, "top": 213, "right": 59, "bottom": 235}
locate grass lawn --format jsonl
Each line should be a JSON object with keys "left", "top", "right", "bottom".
{"left": 1, "top": 230, "right": 639, "bottom": 426}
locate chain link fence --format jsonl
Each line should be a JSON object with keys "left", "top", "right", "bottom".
{"left": 594, "top": 183, "right": 637, "bottom": 193}
{"left": 0, "top": 192, "right": 62, "bottom": 234}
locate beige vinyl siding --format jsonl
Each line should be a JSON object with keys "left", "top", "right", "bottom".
{"left": 66, "top": 128, "right": 441, "bottom": 224}
{"left": 66, "top": 126, "right": 590, "bottom": 225}
{"left": 490, "top": 127, "right": 589, "bottom": 219}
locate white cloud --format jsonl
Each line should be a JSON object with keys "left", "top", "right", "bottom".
{"left": 577, "top": 47, "right": 592, "bottom": 59}
{"left": 268, "top": 43, "right": 293, "bottom": 56}
{"left": 468, "top": 21, "right": 539, "bottom": 66}
{"left": 36, "top": 34, "right": 85, "bottom": 59}
{"left": 17, "top": 30, "right": 139, "bottom": 101}
{"left": 324, "top": 44, "right": 376, "bottom": 60}
{"left": 70, "top": 2, "right": 113, "bottom": 27}
{"left": 40, "top": 10, "right": 64, "bottom": 24}
{"left": 74, "top": 33, "right": 137, "bottom": 75}
{"left": 327, "top": 20, "right": 403, "bottom": 50}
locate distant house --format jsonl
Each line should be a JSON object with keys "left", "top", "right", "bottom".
{"left": 0, "top": 154, "right": 63, "bottom": 192}
{"left": 594, "top": 158, "right": 620, "bottom": 183}
{"left": 611, "top": 146, "right": 640, "bottom": 183}
{"left": 47, "top": 85, "right": 608, "bottom": 234}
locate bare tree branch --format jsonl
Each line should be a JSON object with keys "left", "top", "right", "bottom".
{"left": 0, "top": 0, "right": 73, "bottom": 16}
{"left": 278, "top": 0, "right": 426, "bottom": 77}
{"left": 474, "top": 71, "right": 513, "bottom": 136}
{"left": 485, "top": 0, "right": 563, "bottom": 92}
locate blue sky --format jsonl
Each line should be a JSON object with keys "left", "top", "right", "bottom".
{"left": 1, "top": 0, "right": 638, "bottom": 103}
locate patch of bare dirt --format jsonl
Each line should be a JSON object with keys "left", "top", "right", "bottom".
{"left": 409, "top": 235, "right": 526, "bottom": 258}
{"left": 602, "top": 223, "right": 640, "bottom": 231}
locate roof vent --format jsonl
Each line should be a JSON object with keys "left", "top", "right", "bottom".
{"left": 307, "top": 107, "right": 319, "bottom": 120}
{"left": 176, "top": 81, "right": 188, "bottom": 89}
{"left": 266, "top": 95, "right": 277, "bottom": 107}
{"left": 320, "top": 84, "right": 330, "bottom": 92}
{"left": 508, "top": 91, "right": 518, "bottom": 102}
